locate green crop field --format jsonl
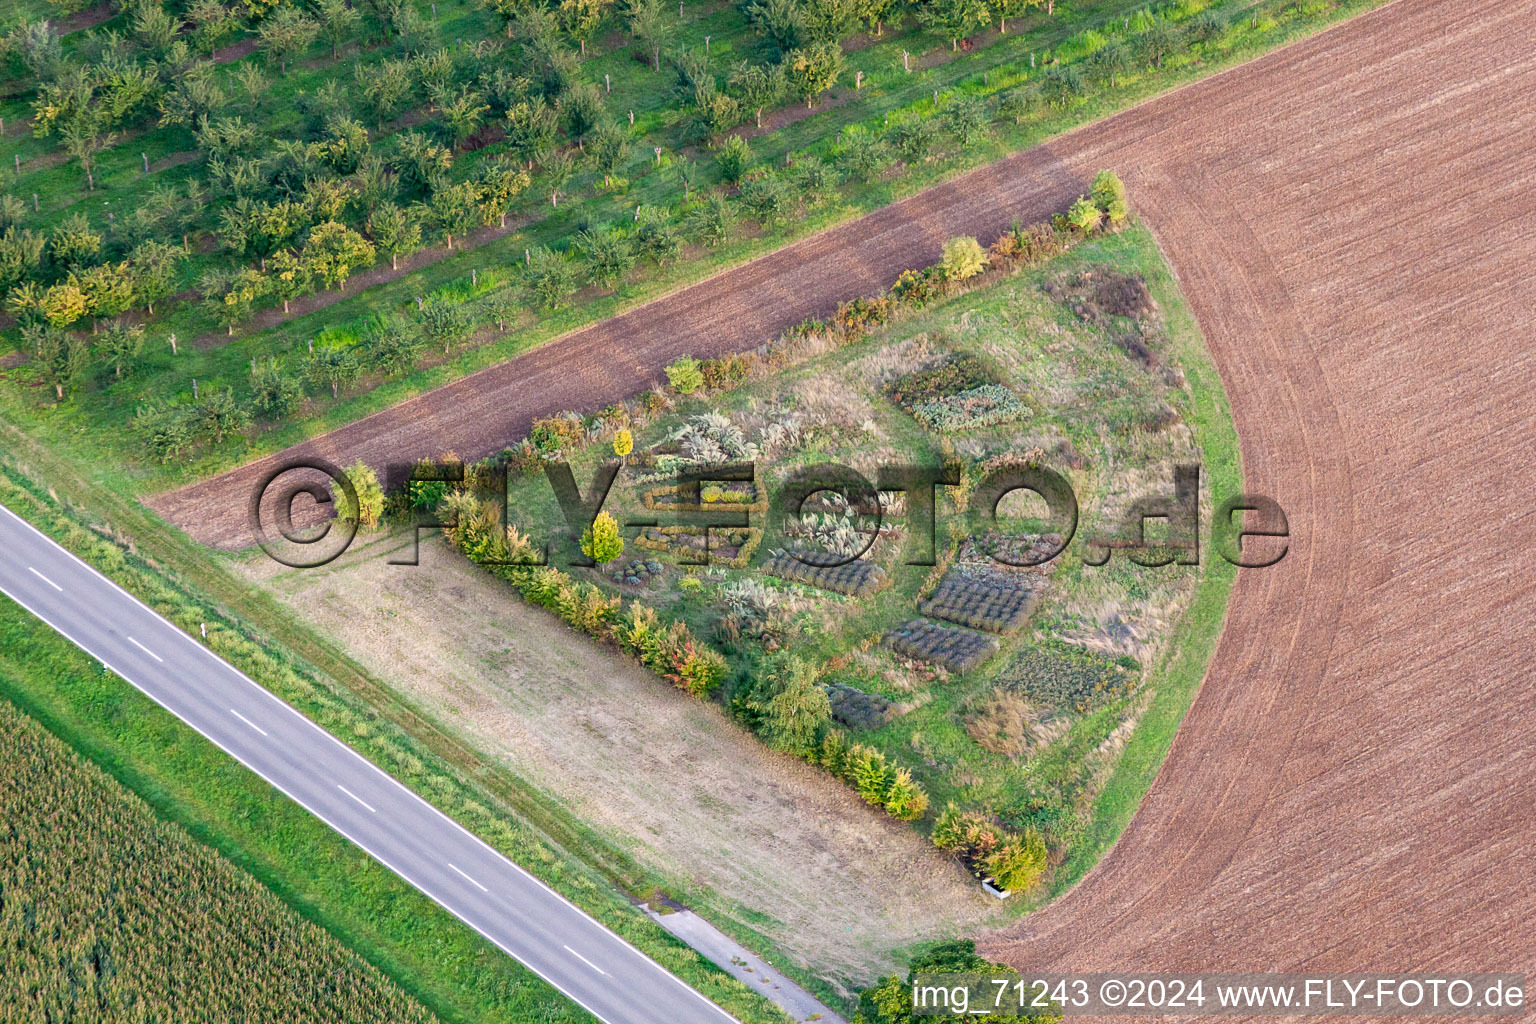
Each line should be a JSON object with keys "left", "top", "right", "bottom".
{"left": 0, "top": 694, "right": 440, "bottom": 1023}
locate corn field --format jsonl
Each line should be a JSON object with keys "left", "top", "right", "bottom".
{"left": 0, "top": 699, "right": 437, "bottom": 1024}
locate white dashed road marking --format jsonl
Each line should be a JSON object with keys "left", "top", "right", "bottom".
{"left": 229, "top": 709, "right": 268, "bottom": 737}
{"left": 449, "top": 863, "right": 489, "bottom": 892}
{"left": 565, "top": 946, "right": 610, "bottom": 977}
{"left": 27, "top": 566, "right": 62, "bottom": 591}
{"left": 128, "top": 636, "right": 164, "bottom": 662}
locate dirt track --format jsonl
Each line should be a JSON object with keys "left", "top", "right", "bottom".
{"left": 151, "top": 0, "right": 1536, "bottom": 990}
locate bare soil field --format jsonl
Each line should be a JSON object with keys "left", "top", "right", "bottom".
{"left": 984, "top": 0, "right": 1536, "bottom": 980}
{"left": 241, "top": 531, "right": 997, "bottom": 992}
{"left": 157, "top": 0, "right": 1536, "bottom": 988}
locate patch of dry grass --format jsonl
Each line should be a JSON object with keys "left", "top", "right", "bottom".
{"left": 240, "top": 533, "right": 999, "bottom": 994}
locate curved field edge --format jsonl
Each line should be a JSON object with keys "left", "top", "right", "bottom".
{"left": 0, "top": 694, "right": 437, "bottom": 1024}
{"left": 3, "top": 0, "right": 1388, "bottom": 499}
{"left": 1045, "top": 226, "right": 1239, "bottom": 896}
{"left": 0, "top": 463, "right": 792, "bottom": 1024}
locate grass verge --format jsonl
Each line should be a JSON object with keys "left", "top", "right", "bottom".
{"left": 1050, "top": 224, "right": 1240, "bottom": 891}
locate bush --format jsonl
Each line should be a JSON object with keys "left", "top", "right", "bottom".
{"left": 939, "top": 236, "right": 988, "bottom": 282}
{"left": 834, "top": 294, "right": 893, "bottom": 338}
{"left": 528, "top": 414, "right": 585, "bottom": 455}
{"left": 814, "top": 729, "right": 849, "bottom": 776}
{"left": 1067, "top": 194, "right": 1104, "bottom": 233}
{"left": 1039, "top": 64, "right": 1085, "bottom": 108}
{"left": 611, "top": 428, "right": 634, "bottom": 458}
{"left": 883, "top": 767, "right": 929, "bottom": 821}
{"left": 982, "top": 828, "right": 1047, "bottom": 892}
{"left": 847, "top": 744, "right": 892, "bottom": 806}
{"left": 890, "top": 266, "right": 941, "bottom": 307}
{"left": 333, "top": 461, "right": 384, "bottom": 529}
{"left": 416, "top": 298, "right": 476, "bottom": 353}
{"left": 665, "top": 356, "right": 705, "bottom": 394}
{"left": 699, "top": 353, "right": 754, "bottom": 390}
{"left": 742, "top": 654, "right": 832, "bottom": 757}
{"left": 715, "top": 134, "right": 754, "bottom": 184}
{"left": 250, "top": 359, "right": 302, "bottom": 421}
{"left": 580, "top": 510, "right": 625, "bottom": 564}
{"left": 1090, "top": 169, "right": 1127, "bottom": 213}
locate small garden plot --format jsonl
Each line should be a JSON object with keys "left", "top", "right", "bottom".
{"left": 438, "top": 224, "right": 1237, "bottom": 914}
{"left": 961, "top": 688, "right": 1065, "bottom": 759}
{"left": 1042, "top": 269, "right": 1165, "bottom": 371}
{"left": 887, "top": 620, "right": 1001, "bottom": 674}
{"left": 636, "top": 525, "right": 763, "bottom": 567}
{"left": 887, "top": 352, "right": 1000, "bottom": 410}
{"left": 1043, "top": 269, "right": 1158, "bottom": 328}
{"left": 910, "top": 384, "right": 1030, "bottom": 432}
{"left": 779, "top": 499, "right": 898, "bottom": 564}
{"left": 826, "top": 684, "right": 901, "bottom": 731}
{"left": 997, "top": 644, "right": 1141, "bottom": 715}
{"left": 760, "top": 551, "right": 888, "bottom": 597}
{"left": 918, "top": 572, "right": 1044, "bottom": 635}
{"left": 609, "top": 557, "right": 667, "bottom": 588}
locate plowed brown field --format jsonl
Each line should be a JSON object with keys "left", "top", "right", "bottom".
{"left": 151, "top": 0, "right": 1536, "bottom": 989}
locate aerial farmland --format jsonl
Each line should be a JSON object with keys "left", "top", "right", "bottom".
{"left": 1, "top": 0, "right": 1530, "bottom": 1021}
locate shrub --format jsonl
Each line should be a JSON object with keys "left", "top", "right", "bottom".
{"left": 250, "top": 359, "right": 302, "bottom": 421}
{"left": 1039, "top": 64, "right": 1085, "bottom": 108}
{"left": 834, "top": 294, "right": 893, "bottom": 338}
{"left": 528, "top": 414, "right": 585, "bottom": 455}
{"left": 416, "top": 297, "right": 475, "bottom": 353}
{"left": 580, "top": 510, "right": 625, "bottom": 564}
{"left": 1187, "top": 8, "right": 1225, "bottom": 43}
{"left": 1090, "top": 168, "right": 1127, "bottom": 212}
{"left": 746, "top": 655, "right": 832, "bottom": 757}
{"left": 660, "top": 626, "right": 728, "bottom": 695}
{"left": 608, "top": 603, "right": 727, "bottom": 696}
{"left": 981, "top": 828, "right": 1047, "bottom": 892}
{"left": 559, "top": 580, "right": 622, "bottom": 635}
{"left": 815, "top": 729, "right": 849, "bottom": 776}
{"left": 665, "top": 356, "right": 705, "bottom": 394}
{"left": 699, "top": 353, "right": 754, "bottom": 390}
{"left": 333, "top": 461, "right": 384, "bottom": 529}
{"left": 890, "top": 267, "right": 940, "bottom": 307}
{"left": 883, "top": 767, "right": 929, "bottom": 820}
{"left": 847, "top": 744, "right": 892, "bottom": 806}
{"left": 932, "top": 805, "right": 1004, "bottom": 862}
{"left": 612, "top": 428, "right": 634, "bottom": 458}
{"left": 940, "top": 236, "right": 988, "bottom": 282}
{"left": 715, "top": 134, "right": 754, "bottom": 184}
{"left": 1067, "top": 194, "right": 1104, "bottom": 233}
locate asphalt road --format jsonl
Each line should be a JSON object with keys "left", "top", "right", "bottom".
{"left": 0, "top": 503, "right": 739, "bottom": 1024}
